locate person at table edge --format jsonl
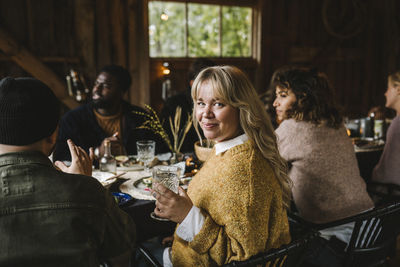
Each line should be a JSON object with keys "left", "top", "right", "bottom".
{"left": 53, "top": 64, "right": 166, "bottom": 163}
{"left": 372, "top": 70, "right": 400, "bottom": 185}
{"left": 0, "top": 77, "right": 136, "bottom": 266}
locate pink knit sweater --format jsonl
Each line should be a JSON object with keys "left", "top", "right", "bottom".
{"left": 276, "top": 119, "right": 374, "bottom": 223}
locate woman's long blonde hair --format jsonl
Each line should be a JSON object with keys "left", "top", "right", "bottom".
{"left": 191, "top": 66, "right": 292, "bottom": 208}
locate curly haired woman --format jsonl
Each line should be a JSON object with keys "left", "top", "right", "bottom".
{"left": 271, "top": 66, "right": 374, "bottom": 266}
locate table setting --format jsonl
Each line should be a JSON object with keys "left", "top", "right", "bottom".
{"left": 93, "top": 138, "right": 197, "bottom": 241}
{"left": 92, "top": 138, "right": 195, "bottom": 202}
{"left": 352, "top": 137, "right": 385, "bottom": 153}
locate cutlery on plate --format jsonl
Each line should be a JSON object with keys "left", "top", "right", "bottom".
{"left": 104, "top": 172, "right": 127, "bottom": 182}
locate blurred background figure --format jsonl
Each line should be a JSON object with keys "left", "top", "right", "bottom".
{"left": 160, "top": 58, "right": 215, "bottom": 153}
{"left": 372, "top": 70, "right": 400, "bottom": 185}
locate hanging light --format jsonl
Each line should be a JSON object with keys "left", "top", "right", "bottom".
{"left": 161, "top": 62, "right": 172, "bottom": 101}
{"left": 161, "top": 11, "right": 169, "bottom": 21}
{"left": 162, "top": 62, "right": 171, "bottom": 75}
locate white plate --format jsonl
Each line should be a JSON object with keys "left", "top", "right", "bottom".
{"left": 119, "top": 174, "right": 191, "bottom": 200}
{"left": 92, "top": 171, "right": 117, "bottom": 186}
{"left": 117, "top": 164, "right": 144, "bottom": 172}
{"left": 120, "top": 175, "right": 155, "bottom": 200}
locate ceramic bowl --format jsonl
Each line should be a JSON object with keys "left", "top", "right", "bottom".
{"left": 194, "top": 140, "right": 214, "bottom": 162}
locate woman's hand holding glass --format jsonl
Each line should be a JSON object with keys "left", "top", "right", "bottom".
{"left": 152, "top": 183, "right": 193, "bottom": 223}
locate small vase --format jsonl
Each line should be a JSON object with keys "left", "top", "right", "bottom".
{"left": 194, "top": 141, "right": 213, "bottom": 162}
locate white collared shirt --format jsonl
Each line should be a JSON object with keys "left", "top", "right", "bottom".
{"left": 163, "top": 134, "right": 248, "bottom": 266}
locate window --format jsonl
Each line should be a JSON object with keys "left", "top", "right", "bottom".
{"left": 148, "top": 1, "right": 253, "bottom": 58}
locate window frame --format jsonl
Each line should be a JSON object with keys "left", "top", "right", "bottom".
{"left": 147, "top": 0, "right": 260, "bottom": 60}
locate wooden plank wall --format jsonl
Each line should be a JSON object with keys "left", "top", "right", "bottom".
{"left": 0, "top": 0, "right": 77, "bottom": 77}
{"left": 0, "top": 0, "right": 146, "bottom": 109}
{"left": 260, "top": 0, "right": 400, "bottom": 118}
{"left": 0, "top": 0, "right": 399, "bottom": 118}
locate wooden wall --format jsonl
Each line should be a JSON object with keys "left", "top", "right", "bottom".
{"left": 0, "top": 0, "right": 399, "bottom": 118}
{"left": 259, "top": 0, "right": 400, "bottom": 118}
{"left": 0, "top": 0, "right": 148, "bottom": 109}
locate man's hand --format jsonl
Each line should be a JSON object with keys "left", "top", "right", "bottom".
{"left": 97, "top": 132, "right": 126, "bottom": 157}
{"left": 55, "top": 139, "right": 95, "bottom": 176}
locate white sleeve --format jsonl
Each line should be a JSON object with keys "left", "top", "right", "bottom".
{"left": 175, "top": 206, "right": 205, "bottom": 242}
{"left": 163, "top": 247, "right": 173, "bottom": 267}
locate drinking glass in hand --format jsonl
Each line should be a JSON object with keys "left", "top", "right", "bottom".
{"left": 136, "top": 140, "right": 156, "bottom": 173}
{"left": 151, "top": 165, "right": 181, "bottom": 221}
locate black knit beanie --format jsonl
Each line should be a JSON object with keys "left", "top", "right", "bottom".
{"left": 0, "top": 77, "right": 60, "bottom": 145}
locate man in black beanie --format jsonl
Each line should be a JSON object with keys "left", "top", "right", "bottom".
{"left": 0, "top": 77, "right": 136, "bottom": 266}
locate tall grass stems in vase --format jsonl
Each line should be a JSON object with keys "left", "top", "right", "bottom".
{"left": 169, "top": 106, "right": 192, "bottom": 154}
{"left": 133, "top": 105, "right": 192, "bottom": 155}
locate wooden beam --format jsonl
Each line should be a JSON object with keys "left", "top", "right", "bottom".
{"left": 96, "top": 0, "right": 111, "bottom": 69}
{"left": 0, "top": 26, "right": 78, "bottom": 109}
{"left": 74, "top": 0, "right": 96, "bottom": 81}
{"left": 111, "top": 0, "right": 126, "bottom": 67}
{"left": 128, "top": 0, "right": 150, "bottom": 106}
{"left": 0, "top": 55, "right": 80, "bottom": 63}
{"left": 139, "top": 0, "right": 150, "bottom": 106}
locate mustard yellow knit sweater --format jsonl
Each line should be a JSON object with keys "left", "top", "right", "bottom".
{"left": 171, "top": 140, "right": 290, "bottom": 266}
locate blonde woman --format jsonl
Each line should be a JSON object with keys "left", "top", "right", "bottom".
{"left": 151, "top": 66, "right": 291, "bottom": 266}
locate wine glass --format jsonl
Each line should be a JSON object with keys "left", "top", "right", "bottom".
{"left": 150, "top": 165, "right": 181, "bottom": 221}
{"left": 136, "top": 140, "right": 156, "bottom": 173}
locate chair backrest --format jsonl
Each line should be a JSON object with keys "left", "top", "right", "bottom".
{"left": 288, "top": 201, "right": 400, "bottom": 267}
{"left": 343, "top": 201, "right": 400, "bottom": 267}
{"left": 222, "top": 231, "right": 318, "bottom": 267}
{"left": 135, "top": 244, "right": 163, "bottom": 267}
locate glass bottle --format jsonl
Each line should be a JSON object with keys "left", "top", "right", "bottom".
{"left": 100, "top": 140, "right": 117, "bottom": 174}
{"left": 70, "top": 69, "right": 87, "bottom": 103}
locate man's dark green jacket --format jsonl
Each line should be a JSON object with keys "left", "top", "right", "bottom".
{"left": 0, "top": 151, "right": 136, "bottom": 266}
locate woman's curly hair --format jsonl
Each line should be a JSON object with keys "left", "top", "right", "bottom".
{"left": 270, "top": 66, "right": 343, "bottom": 128}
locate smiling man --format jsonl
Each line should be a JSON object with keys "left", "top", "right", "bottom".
{"left": 53, "top": 65, "right": 165, "bottom": 163}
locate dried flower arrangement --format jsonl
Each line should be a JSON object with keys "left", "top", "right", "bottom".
{"left": 133, "top": 105, "right": 192, "bottom": 154}
{"left": 169, "top": 106, "right": 193, "bottom": 153}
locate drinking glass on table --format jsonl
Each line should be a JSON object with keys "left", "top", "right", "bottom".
{"left": 150, "top": 165, "right": 181, "bottom": 221}
{"left": 136, "top": 140, "right": 156, "bottom": 173}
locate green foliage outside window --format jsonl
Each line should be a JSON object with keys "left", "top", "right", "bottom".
{"left": 188, "top": 3, "right": 220, "bottom": 57}
{"left": 149, "top": 2, "right": 186, "bottom": 57}
{"left": 222, "top": 6, "right": 252, "bottom": 57}
{"left": 148, "top": 1, "right": 252, "bottom": 58}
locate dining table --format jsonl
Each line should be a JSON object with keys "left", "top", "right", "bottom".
{"left": 103, "top": 158, "right": 189, "bottom": 243}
